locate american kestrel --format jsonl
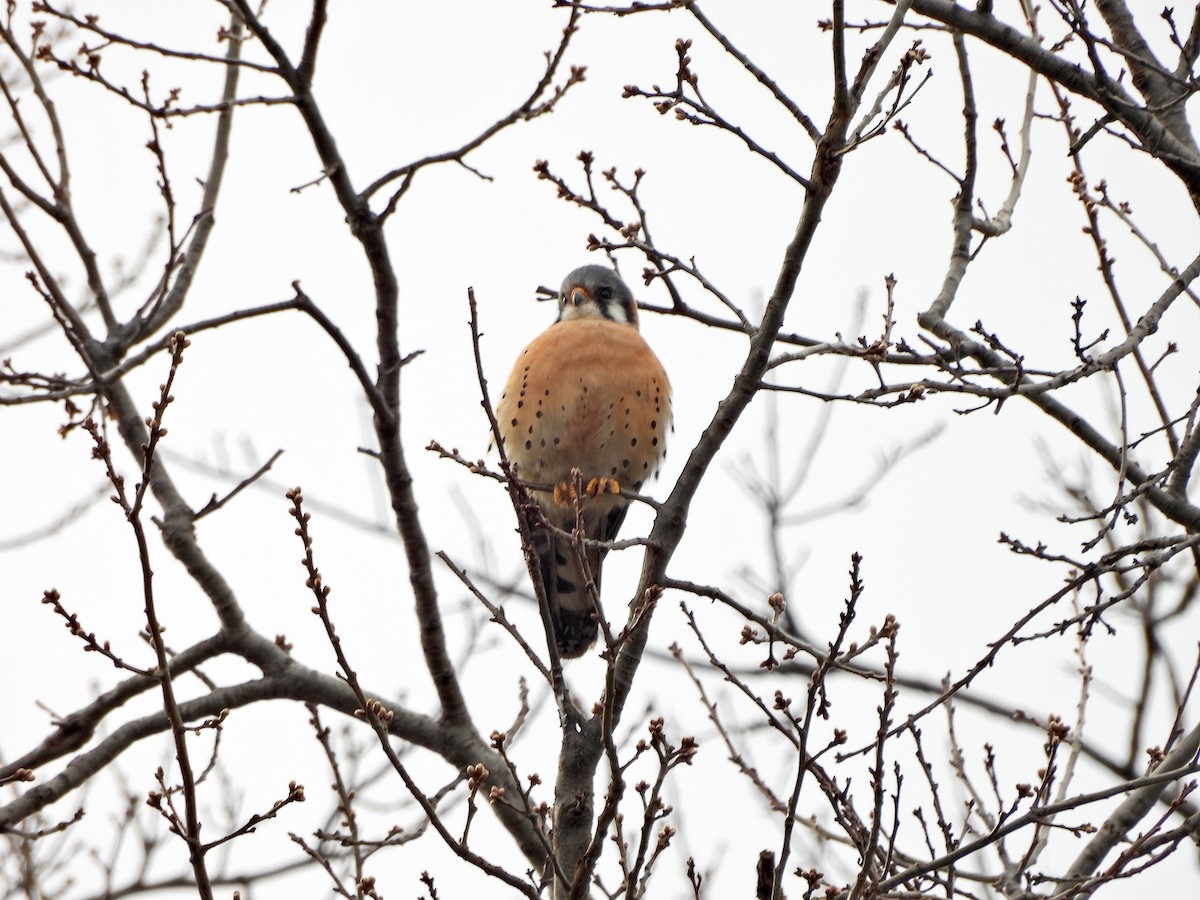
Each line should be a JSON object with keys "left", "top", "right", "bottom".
{"left": 498, "top": 265, "right": 671, "bottom": 659}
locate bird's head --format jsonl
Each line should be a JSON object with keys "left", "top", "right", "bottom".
{"left": 557, "top": 265, "right": 638, "bottom": 326}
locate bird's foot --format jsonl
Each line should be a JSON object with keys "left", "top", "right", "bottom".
{"left": 552, "top": 481, "right": 579, "bottom": 506}
{"left": 552, "top": 477, "right": 621, "bottom": 505}
{"left": 585, "top": 476, "right": 621, "bottom": 498}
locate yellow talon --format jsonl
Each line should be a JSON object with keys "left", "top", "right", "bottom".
{"left": 553, "top": 482, "right": 579, "bottom": 505}
{"left": 585, "top": 477, "right": 621, "bottom": 497}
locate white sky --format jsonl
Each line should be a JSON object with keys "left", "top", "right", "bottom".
{"left": 4, "top": 2, "right": 1200, "bottom": 897}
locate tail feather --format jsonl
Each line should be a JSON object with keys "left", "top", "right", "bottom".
{"left": 526, "top": 502, "right": 629, "bottom": 659}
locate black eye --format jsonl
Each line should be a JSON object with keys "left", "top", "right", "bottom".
{"left": 596, "top": 286, "right": 614, "bottom": 301}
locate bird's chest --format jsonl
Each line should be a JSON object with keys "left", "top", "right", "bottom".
{"left": 498, "top": 320, "right": 670, "bottom": 491}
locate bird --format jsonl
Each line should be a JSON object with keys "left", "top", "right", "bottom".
{"left": 497, "top": 265, "right": 671, "bottom": 659}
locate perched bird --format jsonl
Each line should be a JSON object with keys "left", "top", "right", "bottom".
{"left": 497, "top": 265, "right": 672, "bottom": 658}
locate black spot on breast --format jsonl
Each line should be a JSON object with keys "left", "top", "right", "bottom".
{"left": 630, "top": 438, "right": 637, "bottom": 447}
{"left": 525, "top": 440, "right": 532, "bottom": 450}
{"left": 517, "top": 400, "right": 524, "bottom": 409}
{"left": 652, "top": 437, "right": 658, "bottom": 446}
{"left": 622, "top": 459, "right": 630, "bottom": 469}
{"left": 536, "top": 411, "right": 543, "bottom": 418}
{"left": 553, "top": 437, "right": 561, "bottom": 445}
{"left": 511, "top": 418, "right": 519, "bottom": 427}
{"left": 650, "top": 420, "right": 657, "bottom": 429}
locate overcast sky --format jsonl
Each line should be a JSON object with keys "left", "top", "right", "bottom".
{"left": 4, "top": 2, "right": 1200, "bottom": 896}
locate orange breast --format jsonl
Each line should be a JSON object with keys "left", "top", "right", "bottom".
{"left": 497, "top": 319, "right": 671, "bottom": 500}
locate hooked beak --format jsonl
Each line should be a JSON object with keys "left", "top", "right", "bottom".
{"left": 567, "top": 285, "right": 592, "bottom": 307}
